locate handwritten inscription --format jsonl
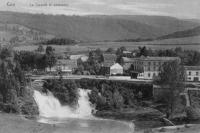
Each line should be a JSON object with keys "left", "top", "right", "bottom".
{"left": 29, "top": 3, "right": 69, "bottom": 7}
{"left": 7, "top": 2, "right": 15, "bottom": 6}
{"left": 6, "top": 1, "right": 69, "bottom": 7}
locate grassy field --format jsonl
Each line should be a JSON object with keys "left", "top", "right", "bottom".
{"left": 13, "top": 40, "right": 200, "bottom": 55}
{"left": 14, "top": 44, "right": 89, "bottom": 54}
{"left": 13, "top": 35, "right": 200, "bottom": 54}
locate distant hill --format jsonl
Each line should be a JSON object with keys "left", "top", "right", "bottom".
{"left": 89, "top": 15, "right": 200, "bottom": 34}
{"left": 185, "top": 19, "right": 200, "bottom": 24}
{"left": 0, "top": 11, "right": 199, "bottom": 42}
{"left": 157, "top": 26, "right": 200, "bottom": 40}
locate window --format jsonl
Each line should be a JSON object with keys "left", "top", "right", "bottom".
{"left": 148, "top": 62, "right": 151, "bottom": 66}
{"left": 153, "top": 66, "right": 156, "bottom": 71}
{"left": 148, "top": 67, "right": 150, "bottom": 71}
{"left": 148, "top": 73, "right": 151, "bottom": 77}
{"left": 189, "top": 71, "right": 191, "bottom": 75}
{"left": 153, "top": 73, "right": 156, "bottom": 77}
{"left": 158, "top": 62, "right": 162, "bottom": 66}
{"left": 196, "top": 72, "right": 199, "bottom": 76}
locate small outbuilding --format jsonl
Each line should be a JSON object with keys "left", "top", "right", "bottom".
{"left": 110, "top": 63, "right": 123, "bottom": 75}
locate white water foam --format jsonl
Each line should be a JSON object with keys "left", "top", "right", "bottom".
{"left": 33, "top": 89, "right": 94, "bottom": 119}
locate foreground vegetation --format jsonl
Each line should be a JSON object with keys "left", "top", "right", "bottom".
{"left": 0, "top": 47, "right": 38, "bottom": 115}
{"left": 43, "top": 78, "right": 152, "bottom": 111}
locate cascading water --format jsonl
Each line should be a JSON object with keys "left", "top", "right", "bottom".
{"left": 33, "top": 87, "right": 135, "bottom": 133}
{"left": 33, "top": 89, "right": 94, "bottom": 119}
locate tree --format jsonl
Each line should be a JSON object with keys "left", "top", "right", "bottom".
{"left": 155, "top": 61, "right": 185, "bottom": 118}
{"left": 106, "top": 48, "right": 114, "bottom": 53}
{"left": 81, "top": 48, "right": 104, "bottom": 75}
{"left": 45, "top": 46, "right": 57, "bottom": 70}
{"left": 0, "top": 48, "right": 12, "bottom": 60}
{"left": 35, "top": 54, "right": 47, "bottom": 70}
{"left": 89, "top": 87, "right": 107, "bottom": 111}
{"left": 0, "top": 48, "right": 26, "bottom": 107}
{"left": 137, "top": 46, "right": 148, "bottom": 57}
{"left": 45, "top": 46, "right": 54, "bottom": 55}
{"left": 43, "top": 79, "right": 78, "bottom": 106}
{"left": 116, "top": 55, "right": 124, "bottom": 65}
{"left": 113, "top": 89, "right": 124, "bottom": 109}
{"left": 37, "top": 44, "right": 44, "bottom": 53}
{"left": 14, "top": 51, "right": 47, "bottom": 71}
{"left": 116, "top": 46, "right": 126, "bottom": 56}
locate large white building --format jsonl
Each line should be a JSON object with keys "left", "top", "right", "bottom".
{"left": 185, "top": 66, "right": 200, "bottom": 82}
{"left": 123, "top": 56, "right": 181, "bottom": 80}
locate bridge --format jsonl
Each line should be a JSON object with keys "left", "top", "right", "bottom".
{"left": 27, "top": 74, "right": 200, "bottom": 86}
{"left": 27, "top": 74, "right": 153, "bottom": 84}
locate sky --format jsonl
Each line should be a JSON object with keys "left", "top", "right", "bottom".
{"left": 0, "top": 0, "right": 200, "bottom": 19}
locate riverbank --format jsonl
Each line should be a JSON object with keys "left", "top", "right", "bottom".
{"left": 0, "top": 113, "right": 54, "bottom": 133}
{"left": 95, "top": 107, "right": 166, "bottom": 130}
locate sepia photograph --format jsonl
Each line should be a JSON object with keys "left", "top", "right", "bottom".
{"left": 0, "top": 0, "right": 200, "bottom": 133}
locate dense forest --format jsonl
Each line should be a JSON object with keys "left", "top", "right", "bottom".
{"left": 41, "top": 38, "right": 77, "bottom": 45}
{"left": 15, "top": 46, "right": 57, "bottom": 72}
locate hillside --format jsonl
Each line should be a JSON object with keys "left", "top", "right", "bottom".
{"left": 89, "top": 15, "right": 199, "bottom": 34}
{"left": 0, "top": 23, "right": 54, "bottom": 45}
{"left": 158, "top": 26, "right": 200, "bottom": 40}
{"left": 0, "top": 11, "right": 199, "bottom": 42}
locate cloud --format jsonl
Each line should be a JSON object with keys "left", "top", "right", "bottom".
{"left": 111, "top": 2, "right": 173, "bottom": 16}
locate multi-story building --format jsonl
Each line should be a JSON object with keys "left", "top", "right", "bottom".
{"left": 123, "top": 56, "right": 181, "bottom": 80}
{"left": 185, "top": 66, "right": 200, "bottom": 82}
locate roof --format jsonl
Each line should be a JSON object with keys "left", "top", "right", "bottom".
{"left": 103, "top": 61, "right": 115, "bottom": 67}
{"left": 143, "top": 56, "right": 180, "bottom": 61}
{"left": 184, "top": 66, "right": 200, "bottom": 70}
{"left": 123, "top": 63, "right": 132, "bottom": 70}
{"left": 123, "top": 51, "right": 132, "bottom": 54}
{"left": 110, "top": 63, "right": 123, "bottom": 69}
{"left": 122, "top": 57, "right": 134, "bottom": 63}
{"left": 56, "top": 59, "right": 77, "bottom": 69}
{"left": 103, "top": 54, "right": 116, "bottom": 62}
{"left": 80, "top": 56, "right": 88, "bottom": 62}
{"left": 123, "top": 56, "right": 180, "bottom": 63}
{"left": 70, "top": 54, "right": 87, "bottom": 60}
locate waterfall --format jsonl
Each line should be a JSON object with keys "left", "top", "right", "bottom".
{"left": 33, "top": 89, "right": 94, "bottom": 119}
{"left": 33, "top": 88, "right": 135, "bottom": 133}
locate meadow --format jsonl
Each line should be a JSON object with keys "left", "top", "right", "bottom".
{"left": 14, "top": 39, "right": 200, "bottom": 54}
